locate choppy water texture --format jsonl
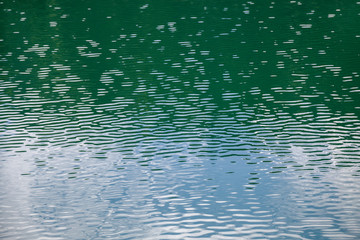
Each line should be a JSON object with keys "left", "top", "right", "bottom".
{"left": 1, "top": 0, "right": 360, "bottom": 239}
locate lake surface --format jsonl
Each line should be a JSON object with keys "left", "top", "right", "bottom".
{"left": 1, "top": 0, "right": 360, "bottom": 239}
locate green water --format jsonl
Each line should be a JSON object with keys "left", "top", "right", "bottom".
{"left": 1, "top": 1, "right": 360, "bottom": 239}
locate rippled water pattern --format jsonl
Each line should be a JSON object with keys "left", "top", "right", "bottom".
{"left": 1, "top": 1, "right": 360, "bottom": 239}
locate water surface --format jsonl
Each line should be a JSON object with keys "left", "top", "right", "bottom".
{"left": 1, "top": 0, "right": 360, "bottom": 239}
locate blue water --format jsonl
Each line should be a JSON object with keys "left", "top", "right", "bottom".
{"left": 1, "top": 0, "right": 360, "bottom": 239}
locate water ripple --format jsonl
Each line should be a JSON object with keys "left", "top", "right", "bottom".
{"left": 1, "top": 0, "right": 360, "bottom": 239}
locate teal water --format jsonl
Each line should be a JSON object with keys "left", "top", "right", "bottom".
{"left": 1, "top": 1, "right": 360, "bottom": 239}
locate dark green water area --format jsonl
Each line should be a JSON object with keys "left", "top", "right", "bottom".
{"left": 1, "top": 0, "right": 360, "bottom": 239}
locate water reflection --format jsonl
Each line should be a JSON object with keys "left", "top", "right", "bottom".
{"left": 1, "top": 0, "right": 360, "bottom": 239}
